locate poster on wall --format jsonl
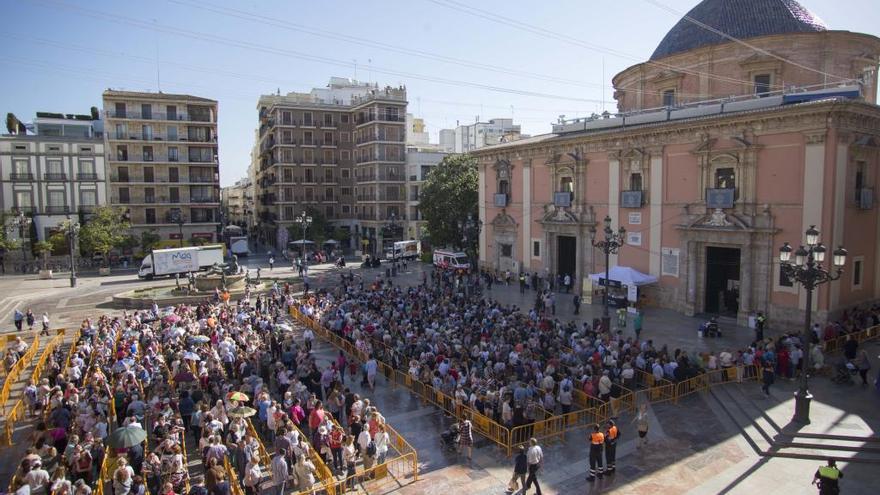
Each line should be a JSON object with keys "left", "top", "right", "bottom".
{"left": 627, "top": 232, "right": 642, "bottom": 246}
{"left": 662, "top": 247, "right": 680, "bottom": 277}
{"left": 628, "top": 212, "right": 642, "bottom": 225}
{"left": 627, "top": 284, "right": 638, "bottom": 301}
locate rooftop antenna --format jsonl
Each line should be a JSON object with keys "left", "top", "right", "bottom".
{"left": 353, "top": 59, "right": 358, "bottom": 81}
{"left": 601, "top": 56, "right": 606, "bottom": 113}
{"left": 368, "top": 58, "right": 372, "bottom": 83}
{"left": 153, "top": 19, "right": 161, "bottom": 92}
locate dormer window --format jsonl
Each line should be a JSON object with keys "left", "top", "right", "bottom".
{"left": 754, "top": 74, "right": 771, "bottom": 97}
{"left": 662, "top": 89, "right": 676, "bottom": 107}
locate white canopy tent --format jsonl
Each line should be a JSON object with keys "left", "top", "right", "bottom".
{"left": 589, "top": 266, "right": 659, "bottom": 286}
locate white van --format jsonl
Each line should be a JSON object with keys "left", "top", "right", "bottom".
{"left": 432, "top": 249, "right": 470, "bottom": 270}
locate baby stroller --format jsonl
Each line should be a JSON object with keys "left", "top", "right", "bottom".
{"left": 699, "top": 317, "right": 722, "bottom": 338}
{"left": 440, "top": 423, "right": 460, "bottom": 452}
{"left": 831, "top": 359, "right": 857, "bottom": 385}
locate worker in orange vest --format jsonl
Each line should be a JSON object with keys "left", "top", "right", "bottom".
{"left": 605, "top": 419, "right": 620, "bottom": 472}
{"left": 586, "top": 423, "right": 605, "bottom": 481}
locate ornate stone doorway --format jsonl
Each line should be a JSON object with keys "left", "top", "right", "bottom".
{"left": 704, "top": 246, "right": 740, "bottom": 316}
{"left": 557, "top": 235, "right": 577, "bottom": 282}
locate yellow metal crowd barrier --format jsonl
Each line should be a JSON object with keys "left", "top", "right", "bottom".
{"left": 1, "top": 332, "right": 41, "bottom": 415}
{"left": 821, "top": 324, "right": 879, "bottom": 354}
{"left": 290, "top": 302, "right": 869, "bottom": 457}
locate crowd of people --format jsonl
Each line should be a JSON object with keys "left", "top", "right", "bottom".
{"left": 297, "top": 267, "right": 878, "bottom": 431}
{"left": 8, "top": 279, "right": 402, "bottom": 495}
{"left": 5, "top": 261, "right": 878, "bottom": 495}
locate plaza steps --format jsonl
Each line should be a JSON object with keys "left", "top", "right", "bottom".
{"left": 709, "top": 384, "right": 880, "bottom": 464}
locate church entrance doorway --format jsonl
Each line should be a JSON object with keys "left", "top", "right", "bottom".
{"left": 704, "top": 246, "right": 740, "bottom": 316}
{"left": 557, "top": 235, "right": 577, "bottom": 281}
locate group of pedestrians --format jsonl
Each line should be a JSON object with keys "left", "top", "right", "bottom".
{"left": 12, "top": 308, "right": 51, "bottom": 335}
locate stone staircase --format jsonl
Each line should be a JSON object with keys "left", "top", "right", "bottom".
{"left": 708, "top": 383, "right": 880, "bottom": 464}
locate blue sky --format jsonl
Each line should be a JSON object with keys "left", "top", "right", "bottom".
{"left": 2, "top": 0, "right": 878, "bottom": 186}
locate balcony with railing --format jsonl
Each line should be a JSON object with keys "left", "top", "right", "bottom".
{"left": 105, "top": 110, "right": 215, "bottom": 123}
{"left": 355, "top": 113, "right": 406, "bottom": 126}
{"left": 10, "top": 173, "right": 34, "bottom": 181}
{"left": 44, "top": 172, "right": 67, "bottom": 181}
{"left": 45, "top": 205, "right": 70, "bottom": 214}
{"left": 109, "top": 132, "right": 217, "bottom": 143}
{"left": 77, "top": 172, "right": 100, "bottom": 181}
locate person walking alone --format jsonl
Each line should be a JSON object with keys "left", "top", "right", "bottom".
{"left": 40, "top": 312, "right": 50, "bottom": 336}
{"left": 854, "top": 349, "right": 871, "bottom": 386}
{"left": 604, "top": 419, "right": 619, "bottom": 473}
{"left": 573, "top": 294, "right": 581, "bottom": 316}
{"left": 507, "top": 445, "right": 527, "bottom": 493}
{"left": 631, "top": 404, "right": 649, "bottom": 448}
{"left": 761, "top": 358, "right": 775, "bottom": 398}
{"left": 755, "top": 312, "right": 766, "bottom": 342}
{"left": 523, "top": 438, "right": 543, "bottom": 495}
{"left": 812, "top": 458, "right": 843, "bottom": 495}
{"left": 13, "top": 309, "right": 23, "bottom": 331}
{"left": 586, "top": 424, "right": 604, "bottom": 481}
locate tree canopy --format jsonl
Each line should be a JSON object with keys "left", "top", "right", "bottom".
{"left": 419, "top": 154, "right": 478, "bottom": 249}
{"left": 78, "top": 206, "right": 130, "bottom": 262}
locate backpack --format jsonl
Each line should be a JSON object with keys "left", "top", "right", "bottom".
{"left": 366, "top": 440, "right": 377, "bottom": 457}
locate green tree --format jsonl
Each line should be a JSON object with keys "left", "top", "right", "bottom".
{"left": 419, "top": 154, "right": 478, "bottom": 249}
{"left": 140, "top": 230, "right": 161, "bottom": 254}
{"left": 78, "top": 206, "right": 130, "bottom": 265}
{"left": 33, "top": 241, "right": 52, "bottom": 270}
{"left": 47, "top": 230, "right": 69, "bottom": 256}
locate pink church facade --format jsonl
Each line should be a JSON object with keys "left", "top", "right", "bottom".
{"left": 473, "top": 1, "right": 880, "bottom": 329}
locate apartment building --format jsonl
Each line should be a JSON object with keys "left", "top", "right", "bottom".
{"left": 220, "top": 177, "right": 253, "bottom": 230}
{"left": 253, "top": 78, "right": 407, "bottom": 255}
{"left": 439, "top": 118, "right": 523, "bottom": 153}
{"left": 0, "top": 111, "right": 106, "bottom": 242}
{"left": 103, "top": 90, "right": 221, "bottom": 243}
{"left": 405, "top": 145, "right": 448, "bottom": 240}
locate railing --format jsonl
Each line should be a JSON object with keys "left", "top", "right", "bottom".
{"left": 0, "top": 332, "right": 41, "bottom": 416}
{"left": 77, "top": 172, "right": 100, "bottom": 180}
{"left": 105, "top": 110, "right": 214, "bottom": 123}
{"left": 45, "top": 205, "right": 70, "bottom": 214}
{"left": 292, "top": 303, "right": 856, "bottom": 457}
{"left": 10, "top": 173, "right": 34, "bottom": 181}
{"left": 43, "top": 173, "right": 67, "bottom": 181}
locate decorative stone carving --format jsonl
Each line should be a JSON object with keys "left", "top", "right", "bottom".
{"left": 704, "top": 208, "right": 733, "bottom": 227}
{"left": 542, "top": 204, "right": 581, "bottom": 223}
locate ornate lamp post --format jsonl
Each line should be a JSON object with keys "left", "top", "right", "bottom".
{"left": 589, "top": 215, "right": 626, "bottom": 332}
{"left": 171, "top": 210, "right": 185, "bottom": 248}
{"left": 458, "top": 214, "right": 482, "bottom": 270}
{"left": 779, "top": 225, "right": 847, "bottom": 424}
{"left": 10, "top": 211, "right": 32, "bottom": 263}
{"left": 294, "top": 211, "right": 312, "bottom": 260}
{"left": 384, "top": 213, "right": 400, "bottom": 275}
{"left": 65, "top": 216, "right": 81, "bottom": 288}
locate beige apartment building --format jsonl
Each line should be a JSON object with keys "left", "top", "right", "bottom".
{"left": 254, "top": 78, "right": 407, "bottom": 255}
{"left": 103, "top": 90, "right": 221, "bottom": 243}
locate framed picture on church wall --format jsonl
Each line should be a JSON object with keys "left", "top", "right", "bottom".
{"left": 628, "top": 212, "right": 642, "bottom": 225}
{"left": 627, "top": 232, "right": 642, "bottom": 246}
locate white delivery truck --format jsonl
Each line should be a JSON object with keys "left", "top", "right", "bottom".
{"left": 385, "top": 240, "right": 421, "bottom": 261}
{"left": 432, "top": 249, "right": 470, "bottom": 270}
{"left": 138, "top": 244, "right": 225, "bottom": 279}
{"left": 230, "top": 236, "right": 250, "bottom": 256}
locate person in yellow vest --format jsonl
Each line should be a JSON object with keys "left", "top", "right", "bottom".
{"left": 605, "top": 419, "right": 619, "bottom": 472}
{"left": 586, "top": 424, "right": 605, "bottom": 481}
{"left": 812, "top": 459, "right": 843, "bottom": 495}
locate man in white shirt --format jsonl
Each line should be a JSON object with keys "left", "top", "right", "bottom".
{"left": 524, "top": 438, "right": 543, "bottom": 495}
{"left": 270, "top": 449, "right": 289, "bottom": 495}
{"left": 24, "top": 461, "right": 50, "bottom": 495}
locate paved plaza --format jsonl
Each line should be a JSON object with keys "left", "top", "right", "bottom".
{"left": 1, "top": 258, "right": 878, "bottom": 494}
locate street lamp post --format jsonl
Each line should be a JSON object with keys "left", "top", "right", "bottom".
{"left": 779, "top": 226, "right": 847, "bottom": 424}
{"left": 294, "top": 211, "right": 312, "bottom": 260}
{"left": 9, "top": 211, "right": 32, "bottom": 265}
{"left": 65, "top": 217, "right": 81, "bottom": 288}
{"left": 171, "top": 210, "right": 185, "bottom": 248}
{"left": 384, "top": 213, "right": 400, "bottom": 275}
{"left": 589, "top": 215, "right": 626, "bottom": 332}
{"left": 458, "top": 214, "right": 482, "bottom": 271}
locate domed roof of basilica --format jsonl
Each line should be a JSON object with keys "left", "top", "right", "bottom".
{"left": 650, "top": 0, "right": 827, "bottom": 60}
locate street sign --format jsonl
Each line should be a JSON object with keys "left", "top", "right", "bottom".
{"left": 598, "top": 278, "right": 622, "bottom": 288}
